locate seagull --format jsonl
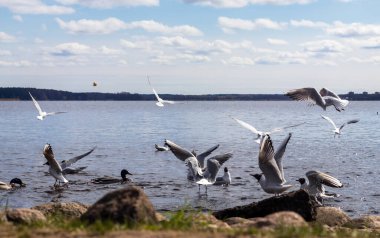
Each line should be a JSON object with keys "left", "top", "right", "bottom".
{"left": 213, "top": 167, "right": 231, "bottom": 186}
{"left": 164, "top": 139, "right": 232, "bottom": 181}
{"left": 92, "top": 81, "right": 97, "bottom": 87}
{"left": 252, "top": 134, "right": 293, "bottom": 196}
{"left": 155, "top": 144, "right": 169, "bottom": 152}
{"left": 43, "top": 144, "right": 95, "bottom": 187}
{"left": 232, "top": 117, "right": 304, "bottom": 144}
{"left": 321, "top": 115, "right": 359, "bottom": 137}
{"left": 286, "top": 88, "right": 349, "bottom": 112}
{"left": 296, "top": 170, "right": 343, "bottom": 199}
{"left": 91, "top": 169, "right": 133, "bottom": 184}
{"left": 29, "top": 92, "right": 67, "bottom": 120}
{"left": 0, "top": 178, "right": 26, "bottom": 190}
{"left": 44, "top": 147, "right": 95, "bottom": 174}
{"left": 185, "top": 157, "right": 223, "bottom": 193}
{"left": 147, "top": 76, "right": 175, "bottom": 107}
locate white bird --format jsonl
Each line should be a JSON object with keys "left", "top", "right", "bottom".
{"left": 232, "top": 117, "right": 304, "bottom": 144}
{"left": 147, "top": 76, "right": 175, "bottom": 107}
{"left": 43, "top": 144, "right": 95, "bottom": 187}
{"left": 0, "top": 178, "right": 25, "bottom": 190}
{"left": 185, "top": 157, "right": 223, "bottom": 193}
{"left": 252, "top": 134, "right": 293, "bottom": 196}
{"left": 286, "top": 88, "right": 349, "bottom": 112}
{"left": 321, "top": 115, "right": 359, "bottom": 137}
{"left": 296, "top": 171, "right": 343, "bottom": 199}
{"left": 214, "top": 167, "right": 231, "bottom": 186}
{"left": 29, "top": 92, "right": 67, "bottom": 120}
{"left": 155, "top": 144, "right": 169, "bottom": 152}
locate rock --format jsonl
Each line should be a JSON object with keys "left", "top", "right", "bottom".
{"left": 345, "top": 215, "right": 380, "bottom": 229}
{"left": 81, "top": 186, "right": 157, "bottom": 224}
{"left": 315, "top": 207, "right": 351, "bottom": 227}
{"left": 155, "top": 212, "right": 167, "bottom": 222}
{"left": 6, "top": 208, "right": 46, "bottom": 224}
{"left": 213, "top": 190, "right": 318, "bottom": 221}
{"left": 265, "top": 211, "right": 308, "bottom": 227}
{"left": 224, "top": 217, "right": 251, "bottom": 225}
{"left": 192, "top": 213, "right": 230, "bottom": 230}
{"left": 32, "top": 202, "right": 89, "bottom": 219}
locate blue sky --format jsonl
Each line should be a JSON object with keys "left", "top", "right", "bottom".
{"left": 1, "top": 0, "right": 380, "bottom": 94}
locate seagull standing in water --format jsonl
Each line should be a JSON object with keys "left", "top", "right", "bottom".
{"left": 147, "top": 76, "right": 175, "bottom": 107}
{"left": 321, "top": 115, "right": 359, "bottom": 137}
{"left": 286, "top": 88, "right": 349, "bottom": 112}
{"left": 29, "top": 92, "right": 67, "bottom": 120}
{"left": 232, "top": 117, "right": 304, "bottom": 144}
{"left": 214, "top": 167, "right": 231, "bottom": 186}
{"left": 252, "top": 134, "right": 293, "bottom": 196}
{"left": 296, "top": 170, "right": 343, "bottom": 199}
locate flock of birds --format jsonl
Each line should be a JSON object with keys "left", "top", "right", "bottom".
{"left": 0, "top": 83, "right": 361, "bottom": 205}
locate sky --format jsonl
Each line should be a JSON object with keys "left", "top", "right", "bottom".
{"left": 1, "top": 0, "right": 380, "bottom": 94}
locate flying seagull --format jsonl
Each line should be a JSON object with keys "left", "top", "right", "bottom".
{"left": 232, "top": 117, "right": 304, "bottom": 144}
{"left": 29, "top": 92, "right": 67, "bottom": 120}
{"left": 252, "top": 134, "right": 293, "bottom": 196}
{"left": 296, "top": 170, "right": 343, "bottom": 199}
{"left": 321, "top": 115, "right": 359, "bottom": 137}
{"left": 147, "top": 76, "right": 175, "bottom": 107}
{"left": 286, "top": 88, "right": 349, "bottom": 112}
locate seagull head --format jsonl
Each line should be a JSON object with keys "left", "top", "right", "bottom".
{"left": 224, "top": 167, "right": 229, "bottom": 173}
{"left": 252, "top": 173, "right": 262, "bottom": 182}
{"left": 296, "top": 178, "right": 306, "bottom": 185}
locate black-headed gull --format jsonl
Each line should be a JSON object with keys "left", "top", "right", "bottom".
{"left": 286, "top": 88, "right": 349, "bottom": 112}
{"left": 321, "top": 115, "right": 359, "bottom": 137}
{"left": 147, "top": 76, "right": 175, "bottom": 107}
{"left": 29, "top": 92, "right": 66, "bottom": 120}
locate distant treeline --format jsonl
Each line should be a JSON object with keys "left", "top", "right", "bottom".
{"left": 0, "top": 87, "right": 379, "bottom": 101}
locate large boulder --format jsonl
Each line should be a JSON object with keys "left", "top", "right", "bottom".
{"left": 32, "top": 202, "right": 89, "bottom": 219}
{"left": 315, "top": 207, "right": 351, "bottom": 227}
{"left": 5, "top": 208, "right": 46, "bottom": 225}
{"left": 81, "top": 186, "right": 157, "bottom": 224}
{"left": 345, "top": 215, "right": 380, "bottom": 229}
{"left": 192, "top": 213, "right": 230, "bottom": 230}
{"left": 213, "top": 190, "right": 318, "bottom": 221}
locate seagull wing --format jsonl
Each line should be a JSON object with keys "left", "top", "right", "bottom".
{"left": 208, "top": 152, "right": 232, "bottom": 166}
{"left": 61, "top": 147, "right": 96, "bottom": 169}
{"left": 205, "top": 159, "right": 221, "bottom": 182}
{"left": 339, "top": 119, "right": 360, "bottom": 131}
{"left": 46, "top": 112, "right": 67, "bottom": 116}
{"left": 321, "top": 115, "right": 338, "bottom": 130}
{"left": 258, "top": 135, "right": 283, "bottom": 184}
{"left": 165, "top": 139, "right": 195, "bottom": 162}
{"left": 306, "top": 170, "right": 343, "bottom": 188}
{"left": 232, "top": 117, "right": 260, "bottom": 135}
{"left": 147, "top": 76, "right": 162, "bottom": 102}
{"left": 286, "top": 88, "right": 325, "bottom": 109}
{"left": 185, "top": 157, "right": 203, "bottom": 180}
{"left": 323, "top": 96, "right": 349, "bottom": 111}
{"left": 43, "top": 144, "right": 63, "bottom": 173}
{"left": 274, "top": 133, "right": 292, "bottom": 181}
{"left": 162, "top": 100, "right": 175, "bottom": 104}
{"left": 270, "top": 122, "right": 306, "bottom": 133}
{"left": 196, "top": 144, "right": 219, "bottom": 168}
{"left": 29, "top": 92, "right": 43, "bottom": 115}
{"left": 319, "top": 88, "right": 340, "bottom": 99}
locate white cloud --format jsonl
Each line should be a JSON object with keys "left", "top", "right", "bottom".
{"left": 218, "top": 17, "right": 285, "bottom": 33}
{"left": 222, "top": 57, "right": 255, "bottom": 66}
{"left": 0, "top": 60, "right": 33, "bottom": 67}
{"left": 347, "top": 56, "right": 380, "bottom": 64}
{"left": 0, "top": 32, "right": 15, "bottom": 42}
{"left": 99, "top": 46, "right": 124, "bottom": 55}
{"left": 120, "top": 39, "right": 154, "bottom": 51}
{"left": 34, "top": 38, "right": 44, "bottom": 44}
{"left": 56, "top": 18, "right": 202, "bottom": 36}
{"left": 55, "top": 0, "right": 159, "bottom": 8}
{"left": 0, "top": 50, "right": 12, "bottom": 56}
{"left": 267, "top": 38, "right": 288, "bottom": 45}
{"left": 302, "top": 40, "right": 349, "bottom": 53}
{"left": 290, "top": 19, "right": 329, "bottom": 28}
{"left": 12, "top": 15, "right": 23, "bottom": 22}
{"left": 327, "top": 21, "right": 380, "bottom": 37}
{"left": 347, "top": 37, "right": 380, "bottom": 49}
{"left": 49, "top": 42, "right": 91, "bottom": 56}
{"left": 0, "top": 0, "right": 74, "bottom": 15}
{"left": 183, "top": 0, "right": 315, "bottom": 8}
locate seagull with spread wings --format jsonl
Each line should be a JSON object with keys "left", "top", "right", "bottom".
{"left": 321, "top": 115, "right": 359, "bottom": 137}
{"left": 29, "top": 92, "right": 67, "bottom": 120}
{"left": 286, "top": 88, "right": 349, "bottom": 112}
{"left": 147, "top": 76, "right": 175, "bottom": 107}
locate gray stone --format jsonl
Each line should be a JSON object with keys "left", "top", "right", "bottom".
{"left": 32, "top": 202, "right": 89, "bottom": 219}
{"left": 6, "top": 208, "right": 46, "bottom": 224}
{"left": 315, "top": 207, "right": 351, "bottom": 227}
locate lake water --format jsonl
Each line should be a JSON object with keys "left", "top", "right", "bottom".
{"left": 0, "top": 101, "right": 379, "bottom": 217}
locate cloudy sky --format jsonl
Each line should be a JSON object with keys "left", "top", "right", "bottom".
{"left": 1, "top": 0, "right": 380, "bottom": 94}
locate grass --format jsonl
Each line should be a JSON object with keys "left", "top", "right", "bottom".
{"left": 1, "top": 209, "right": 379, "bottom": 238}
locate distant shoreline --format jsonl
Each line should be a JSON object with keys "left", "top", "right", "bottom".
{"left": 1, "top": 87, "right": 379, "bottom": 101}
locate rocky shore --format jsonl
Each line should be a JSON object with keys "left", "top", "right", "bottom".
{"left": 0, "top": 186, "right": 379, "bottom": 238}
